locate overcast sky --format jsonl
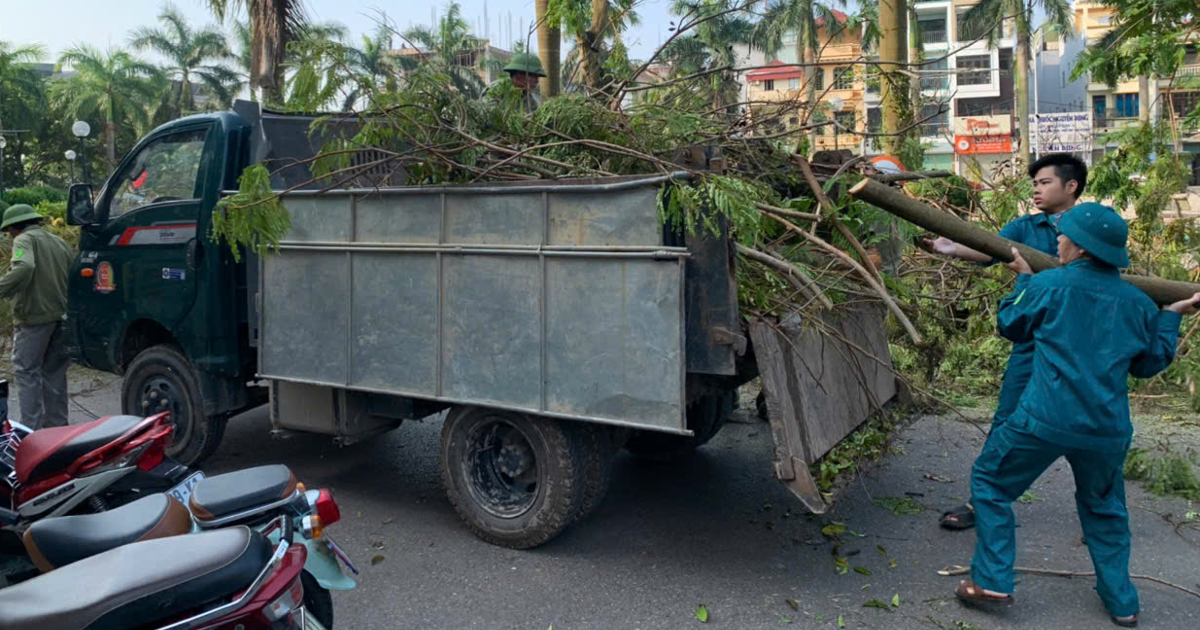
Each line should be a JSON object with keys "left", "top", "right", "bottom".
{"left": 1, "top": 0, "right": 680, "bottom": 65}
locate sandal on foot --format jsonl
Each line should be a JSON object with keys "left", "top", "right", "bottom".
{"left": 955, "top": 580, "right": 1014, "bottom": 610}
{"left": 1111, "top": 614, "right": 1137, "bottom": 628}
{"left": 940, "top": 504, "right": 976, "bottom": 530}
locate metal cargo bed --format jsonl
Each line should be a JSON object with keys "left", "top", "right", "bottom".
{"left": 257, "top": 175, "right": 697, "bottom": 434}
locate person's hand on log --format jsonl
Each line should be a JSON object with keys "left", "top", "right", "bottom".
{"left": 1005, "top": 247, "right": 1034, "bottom": 275}
{"left": 1166, "top": 292, "right": 1200, "bottom": 315}
{"left": 924, "top": 236, "right": 993, "bottom": 263}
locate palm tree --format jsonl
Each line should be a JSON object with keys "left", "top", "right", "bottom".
{"left": 662, "top": 0, "right": 755, "bottom": 114}
{"left": 555, "top": 0, "right": 642, "bottom": 94}
{"left": 130, "top": 2, "right": 239, "bottom": 117}
{"left": 960, "top": 0, "right": 1072, "bottom": 166}
{"left": 0, "top": 41, "right": 47, "bottom": 189}
{"left": 229, "top": 19, "right": 345, "bottom": 100}
{"left": 402, "top": 2, "right": 491, "bottom": 97}
{"left": 204, "top": 0, "right": 306, "bottom": 104}
{"left": 55, "top": 45, "right": 163, "bottom": 171}
{"left": 751, "top": 0, "right": 848, "bottom": 114}
{"left": 341, "top": 25, "right": 399, "bottom": 110}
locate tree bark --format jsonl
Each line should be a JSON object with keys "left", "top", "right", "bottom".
{"left": 577, "top": 0, "right": 609, "bottom": 93}
{"left": 535, "top": 0, "right": 560, "bottom": 98}
{"left": 878, "top": 0, "right": 908, "bottom": 155}
{"left": 848, "top": 178, "right": 1200, "bottom": 305}
{"left": 1015, "top": 24, "right": 1031, "bottom": 167}
{"left": 251, "top": 0, "right": 288, "bottom": 104}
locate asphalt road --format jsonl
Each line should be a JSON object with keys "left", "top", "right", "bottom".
{"left": 61, "top": 380, "right": 1200, "bottom": 630}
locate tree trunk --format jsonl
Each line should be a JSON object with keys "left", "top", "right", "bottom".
{"left": 1015, "top": 24, "right": 1031, "bottom": 167}
{"left": 847, "top": 178, "right": 1200, "bottom": 305}
{"left": 879, "top": 0, "right": 908, "bottom": 155}
{"left": 577, "top": 0, "right": 609, "bottom": 93}
{"left": 536, "top": 0, "right": 560, "bottom": 97}
{"left": 251, "top": 0, "right": 289, "bottom": 104}
{"left": 105, "top": 121, "right": 116, "bottom": 174}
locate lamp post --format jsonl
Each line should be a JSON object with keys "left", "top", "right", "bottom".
{"left": 0, "top": 135, "right": 7, "bottom": 198}
{"left": 65, "top": 150, "right": 77, "bottom": 183}
{"left": 72, "top": 121, "right": 91, "bottom": 184}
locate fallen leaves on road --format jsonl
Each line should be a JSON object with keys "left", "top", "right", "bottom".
{"left": 695, "top": 604, "right": 709, "bottom": 623}
{"left": 786, "top": 599, "right": 799, "bottom": 611}
{"left": 371, "top": 555, "right": 384, "bottom": 565}
{"left": 924, "top": 473, "right": 953, "bottom": 483}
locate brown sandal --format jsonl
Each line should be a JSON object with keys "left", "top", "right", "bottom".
{"left": 956, "top": 580, "right": 1014, "bottom": 610}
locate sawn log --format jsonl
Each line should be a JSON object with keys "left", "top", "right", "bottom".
{"left": 848, "top": 178, "right": 1200, "bottom": 306}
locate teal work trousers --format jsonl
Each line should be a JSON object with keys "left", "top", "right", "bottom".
{"left": 969, "top": 423, "right": 1138, "bottom": 617}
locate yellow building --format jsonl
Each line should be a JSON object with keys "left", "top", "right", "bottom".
{"left": 744, "top": 11, "right": 867, "bottom": 153}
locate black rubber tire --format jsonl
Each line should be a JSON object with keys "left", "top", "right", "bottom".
{"left": 755, "top": 390, "right": 769, "bottom": 420}
{"left": 302, "top": 570, "right": 334, "bottom": 629}
{"left": 439, "top": 407, "right": 585, "bottom": 549}
{"left": 575, "top": 424, "right": 618, "bottom": 522}
{"left": 121, "top": 344, "right": 225, "bottom": 467}
{"left": 624, "top": 392, "right": 733, "bottom": 462}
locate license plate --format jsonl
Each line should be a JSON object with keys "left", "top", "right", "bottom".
{"left": 324, "top": 534, "right": 358, "bottom": 576}
{"left": 167, "top": 471, "right": 205, "bottom": 506}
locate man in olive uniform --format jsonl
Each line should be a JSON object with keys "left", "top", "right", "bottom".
{"left": 0, "top": 204, "right": 74, "bottom": 429}
{"left": 501, "top": 52, "right": 546, "bottom": 112}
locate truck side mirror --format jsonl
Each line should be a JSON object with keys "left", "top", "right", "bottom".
{"left": 67, "top": 183, "right": 97, "bottom": 226}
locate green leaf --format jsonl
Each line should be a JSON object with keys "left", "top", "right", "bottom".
{"left": 780, "top": 615, "right": 792, "bottom": 624}
{"left": 837, "top": 614, "right": 846, "bottom": 627}
{"left": 370, "top": 555, "right": 384, "bottom": 565}
{"left": 888, "top": 559, "right": 898, "bottom": 569}
{"left": 863, "top": 599, "right": 889, "bottom": 609}
{"left": 876, "top": 545, "right": 887, "bottom": 555}
{"left": 695, "top": 604, "right": 709, "bottom": 623}
{"left": 786, "top": 599, "right": 799, "bottom": 611}
{"left": 854, "top": 566, "right": 872, "bottom": 576}
{"left": 891, "top": 594, "right": 901, "bottom": 608}
{"left": 815, "top": 615, "right": 824, "bottom": 622}
{"left": 821, "top": 522, "right": 847, "bottom": 539}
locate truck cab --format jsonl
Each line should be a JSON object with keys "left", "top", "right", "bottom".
{"left": 66, "top": 110, "right": 255, "bottom": 465}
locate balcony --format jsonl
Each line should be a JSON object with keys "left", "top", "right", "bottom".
{"left": 1094, "top": 116, "right": 1140, "bottom": 132}
{"left": 1178, "top": 65, "right": 1200, "bottom": 78}
{"left": 921, "top": 75, "right": 951, "bottom": 92}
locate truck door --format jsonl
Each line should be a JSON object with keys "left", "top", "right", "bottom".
{"left": 70, "top": 125, "right": 211, "bottom": 370}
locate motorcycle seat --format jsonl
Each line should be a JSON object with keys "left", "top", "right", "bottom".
{"left": 190, "top": 464, "right": 297, "bottom": 524}
{"left": 22, "top": 493, "right": 192, "bottom": 572}
{"left": 0, "top": 526, "right": 272, "bottom": 630}
{"left": 14, "top": 415, "right": 144, "bottom": 484}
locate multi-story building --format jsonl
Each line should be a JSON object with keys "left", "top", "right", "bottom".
{"left": 862, "top": 0, "right": 1018, "bottom": 178}
{"left": 392, "top": 42, "right": 513, "bottom": 86}
{"left": 736, "top": 10, "right": 870, "bottom": 154}
{"left": 1071, "top": 1, "right": 1200, "bottom": 174}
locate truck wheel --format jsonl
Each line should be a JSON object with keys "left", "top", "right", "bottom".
{"left": 121, "top": 345, "right": 225, "bottom": 467}
{"left": 440, "top": 407, "right": 584, "bottom": 549}
{"left": 576, "top": 425, "right": 618, "bottom": 522}
{"left": 624, "top": 393, "right": 733, "bottom": 462}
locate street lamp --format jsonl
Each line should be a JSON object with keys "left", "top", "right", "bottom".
{"left": 72, "top": 121, "right": 91, "bottom": 184}
{"left": 0, "top": 135, "right": 7, "bottom": 198}
{"left": 65, "top": 149, "right": 77, "bottom": 182}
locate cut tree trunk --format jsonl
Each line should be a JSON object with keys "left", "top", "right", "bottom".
{"left": 536, "top": 0, "right": 560, "bottom": 98}
{"left": 848, "top": 178, "right": 1200, "bottom": 305}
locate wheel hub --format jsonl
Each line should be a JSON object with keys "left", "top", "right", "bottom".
{"left": 140, "top": 377, "right": 187, "bottom": 447}
{"left": 465, "top": 420, "right": 539, "bottom": 519}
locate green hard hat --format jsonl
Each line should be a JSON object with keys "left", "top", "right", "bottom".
{"left": 503, "top": 52, "right": 546, "bottom": 77}
{"left": 1, "top": 204, "right": 42, "bottom": 230}
{"left": 1058, "top": 202, "right": 1130, "bottom": 268}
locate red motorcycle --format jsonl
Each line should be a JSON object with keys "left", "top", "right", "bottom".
{"left": 0, "top": 514, "right": 324, "bottom": 629}
{"left": 0, "top": 380, "right": 196, "bottom": 533}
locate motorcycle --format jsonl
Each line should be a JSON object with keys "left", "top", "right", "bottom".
{"left": 0, "top": 513, "right": 329, "bottom": 630}
{"left": 1, "top": 380, "right": 193, "bottom": 532}
{"left": 5, "top": 463, "right": 358, "bottom": 628}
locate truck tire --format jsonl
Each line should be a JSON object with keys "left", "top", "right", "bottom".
{"left": 623, "top": 392, "right": 733, "bottom": 462}
{"left": 575, "top": 425, "right": 619, "bottom": 522}
{"left": 121, "top": 345, "right": 225, "bottom": 467}
{"left": 439, "top": 407, "right": 585, "bottom": 549}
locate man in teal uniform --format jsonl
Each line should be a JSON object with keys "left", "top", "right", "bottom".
{"left": 927, "top": 154, "right": 1089, "bottom": 529}
{"left": 954, "top": 203, "right": 1200, "bottom": 627}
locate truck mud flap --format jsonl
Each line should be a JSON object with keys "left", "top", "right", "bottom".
{"left": 748, "top": 303, "right": 898, "bottom": 513}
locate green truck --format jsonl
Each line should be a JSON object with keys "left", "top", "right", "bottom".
{"left": 64, "top": 100, "right": 896, "bottom": 549}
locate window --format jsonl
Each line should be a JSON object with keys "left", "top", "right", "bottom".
{"left": 867, "top": 108, "right": 882, "bottom": 132}
{"left": 835, "top": 111, "right": 856, "bottom": 132}
{"left": 107, "top": 128, "right": 207, "bottom": 219}
{"left": 789, "top": 77, "right": 800, "bottom": 90}
{"left": 919, "top": 18, "right": 948, "bottom": 43}
{"left": 919, "top": 104, "right": 950, "bottom": 136}
{"left": 1114, "top": 93, "right": 1139, "bottom": 118}
{"left": 959, "top": 99, "right": 993, "bottom": 116}
{"left": 1172, "top": 92, "right": 1200, "bottom": 129}
{"left": 813, "top": 69, "right": 824, "bottom": 91}
{"left": 921, "top": 58, "right": 950, "bottom": 92}
{"left": 1092, "top": 95, "right": 1107, "bottom": 121}
{"left": 833, "top": 66, "right": 854, "bottom": 90}
{"left": 764, "top": 79, "right": 775, "bottom": 91}
{"left": 957, "top": 55, "right": 991, "bottom": 86}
